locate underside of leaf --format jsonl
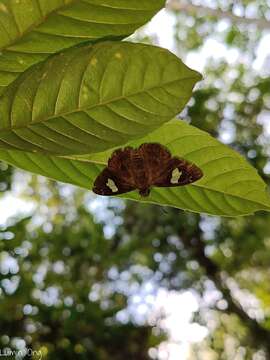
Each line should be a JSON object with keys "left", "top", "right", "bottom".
{"left": 0, "top": 0, "right": 166, "bottom": 93}
{"left": 0, "top": 42, "right": 201, "bottom": 155}
{"left": 0, "top": 120, "right": 269, "bottom": 216}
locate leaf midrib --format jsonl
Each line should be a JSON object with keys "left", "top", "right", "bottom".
{"left": 1, "top": 75, "right": 199, "bottom": 132}
{"left": 81, "top": 0, "right": 163, "bottom": 11}
{"left": 1, "top": 0, "right": 163, "bottom": 52}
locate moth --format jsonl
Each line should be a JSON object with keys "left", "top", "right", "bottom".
{"left": 92, "top": 143, "right": 203, "bottom": 197}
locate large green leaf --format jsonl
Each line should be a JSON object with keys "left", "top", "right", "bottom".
{"left": 0, "top": 0, "right": 165, "bottom": 94}
{"left": 0, "top": 41, "right": 201, "bottom": 155}
{"left": 0, "top": 120, "right": 269, "bottom": 216}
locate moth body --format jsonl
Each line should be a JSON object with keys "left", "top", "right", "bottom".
{"left": 130, "top": 150, "right": 149, "bottom": 192}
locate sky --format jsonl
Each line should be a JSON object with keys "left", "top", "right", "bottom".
{"left": 0, "top": 3, "right": 270, "bottom": 360}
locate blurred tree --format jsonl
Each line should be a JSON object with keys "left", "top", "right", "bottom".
{"left": 0, "top": 197, "right": 164, "bottom": 359}
{"left": 1, "top": 1, "right": 270, "bottom": 359}
{"left": 0, "top": 162, "right": 12, "bottom": 194}
{"left": 122, "top": 0, "right": 270, "bottom": 358}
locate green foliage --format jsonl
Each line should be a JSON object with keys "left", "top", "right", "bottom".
{"left": 0, "top": 0, "right": 165, "bottom": 94}
{"left": 0, "top": 205, "right": 164, "bottom": 359}
{"left": 0, "top": 41, "right": 200, "bottom": 154}
{"left": 0, "top": 0, "right": 268, "bottom": 217}
{"left": 0, "top": 119, "right": 269, "bottom": 216}
{"left": 1, "top": 1, "right": 270, "bottom": 359}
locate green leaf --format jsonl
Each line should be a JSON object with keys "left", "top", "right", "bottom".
{"left": 0, "top": 41, "right": 201, "bottom": 155}
{"left": 0, "top": 120, "right": 269, "bottom": 216}
{"left": 0, "top": 0, "right": 166, "bottom": 94}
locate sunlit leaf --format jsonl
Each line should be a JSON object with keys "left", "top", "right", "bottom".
{"left": 0, "top": 41, "right": 201, "bottom": 155}
{"left": 0, "top": 0, "right": 166, "bottom": 94}
{"left": 0, "top": 120, "right": 269, "bottom": 216}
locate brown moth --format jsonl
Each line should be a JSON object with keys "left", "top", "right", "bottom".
{"left": 93, "top": 143, "right": 203, "bottom": 197}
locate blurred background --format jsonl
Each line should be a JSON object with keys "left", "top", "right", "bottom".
{"left": 1, "top": 0, "right": 270, "bottom": 359}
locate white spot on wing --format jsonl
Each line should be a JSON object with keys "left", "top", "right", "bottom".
{"left": 171, "top": 168, "right": 182, "bottom": 184}
{"left": 106, "top": 179, "right": 118, "bottom": 193}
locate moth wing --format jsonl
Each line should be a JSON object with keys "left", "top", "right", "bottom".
{"left": 92, "top": 168, "right": 135, "bottom": 196}
{"left": 107, "top": 147, "right": 136, "bottom": 186}
{"left": 153, "top": 157, "right": 203, "bottom": 187}
{"left": 139, "top": 143, "right": 172, "bottom": 183}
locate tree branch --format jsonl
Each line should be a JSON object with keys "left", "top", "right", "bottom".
{"left": 166, "top": 0, "right": 270, "bottom": 30}
{"left": 180, "top": 225, "right": 270, "bottom": 355}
